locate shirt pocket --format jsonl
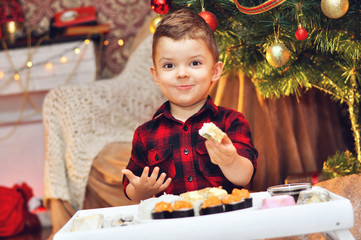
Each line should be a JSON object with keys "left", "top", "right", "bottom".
{"left": 195, "top": 141, "right": 223, "bottom": 177}
{"left": 148, "top": 144, "right": 176, "bottom": 179}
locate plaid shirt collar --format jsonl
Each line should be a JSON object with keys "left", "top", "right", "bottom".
{"left": 152, "top": 96, "right": 218, "bottom": 120}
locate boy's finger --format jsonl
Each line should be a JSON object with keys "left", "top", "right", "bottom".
{"left": 221, "top": 134, "right": 232, "bottom": 145}
{"left": 149, "top": 167, "right": 160, "bottom": 182}
{"left": 140, "top": 166, "right": 150, "bottom": 182}
{"left": 153, "top": 172, "right": 166, "bottom": 188}
{"left": 121, "top": 169, "right": 136, "bottom": 182}
{"left": 159, "top": 177, "right": 172, "bottom": 192}
{"left": 205, "top": 144, "right": 222, "bottom": 165}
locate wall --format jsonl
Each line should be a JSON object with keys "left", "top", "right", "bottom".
{"left": 0, "top": 90, "right": 45, "bottom": 197}
{"left": 0, "top": 118, "right": 45, "bottom": 197}
{"left": 20, "top": 0, "right": 153, "bottom": 79}
{"left": 0, "top": 40, "right": 97, "bottom": 197}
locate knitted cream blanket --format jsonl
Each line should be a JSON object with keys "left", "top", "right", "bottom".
{"left": 42, "top": 35, "right": 165, "bottom": 210}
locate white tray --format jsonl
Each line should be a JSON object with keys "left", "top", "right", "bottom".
{"left": 54, "top": 187, "right": 354, "bottom": 240}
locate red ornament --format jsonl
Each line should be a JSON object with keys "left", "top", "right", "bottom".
{"left": 198, "top": 10, "right": 218, "bottom": 31}
{"left": 151, "top": 0, "right": 172, "bottom": 15}
{"left": 0, "top": 0, "right": 24, "bottom": 24}
{"left": 295, "top": 25, "right": 308, "bottom": 41}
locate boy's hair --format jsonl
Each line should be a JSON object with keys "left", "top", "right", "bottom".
{"left": 152, "top": 8, "right": 219, "bottom": 63}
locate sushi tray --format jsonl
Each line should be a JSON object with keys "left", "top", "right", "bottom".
{"left": 54, "top": 186, "right": 355, "bottom": 240}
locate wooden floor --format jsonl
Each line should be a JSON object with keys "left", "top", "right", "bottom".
{"left": 1, "top": 227, "right": 52, "bottom": 240}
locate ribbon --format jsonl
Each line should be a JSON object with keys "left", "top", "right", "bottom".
{"left": 234, "top": 0, "right": 288, "bottom": 15}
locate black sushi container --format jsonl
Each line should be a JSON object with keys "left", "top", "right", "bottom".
{"left": 200, "top": 204, "right": 224, "bottom": 215}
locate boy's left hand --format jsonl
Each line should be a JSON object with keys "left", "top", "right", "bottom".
{"left": 205, "top": 134, "right": 237, "bottom": 167}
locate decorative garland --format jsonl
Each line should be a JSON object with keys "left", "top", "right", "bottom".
{"left": 233, "top": 0, "right": 288, "bottom": 15}
{"left": 0, "top": 32, "right": 101, "bottom": 141}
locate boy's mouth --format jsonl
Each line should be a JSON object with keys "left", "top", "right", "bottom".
{"left": 176, "top": 85, "right": 193, "bottom": 90}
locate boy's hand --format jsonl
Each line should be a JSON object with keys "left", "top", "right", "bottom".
{"left": 205, "top": 134, "right": 237, "bottom": 167}
{"left": 205, "top": 134, "right": 254, "bottom": 186}
{"left": 122, "top": 166, "right": 172, "bottom": 203}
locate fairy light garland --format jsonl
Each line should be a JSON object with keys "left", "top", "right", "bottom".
{"left": 0, "top": 32, "right": 108, "bottom": 141}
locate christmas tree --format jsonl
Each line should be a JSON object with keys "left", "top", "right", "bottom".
{"left": 152, "top": 0, "right": 361, "bottom": 177}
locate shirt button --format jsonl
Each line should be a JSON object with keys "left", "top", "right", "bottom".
{"left": 184, "top": 149, "right": 189, "bottom": 155}
{"left": 183, "top": 126, "right": 188, "bottom": 131}
{"left": 187, "top": 176, "right": 193, "bottom": 182}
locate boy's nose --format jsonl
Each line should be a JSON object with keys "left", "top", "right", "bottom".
{"left": 177, "top": 66, "right": 189, "bottom": 78}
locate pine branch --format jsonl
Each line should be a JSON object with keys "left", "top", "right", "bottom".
{"left": 170, "top": 0, "right": 361, "bottom": 173}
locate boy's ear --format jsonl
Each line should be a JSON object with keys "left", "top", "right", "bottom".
{"left": 150, "top": 66, "right": 159, "bottom": 85}
{"left": 211, "top": 61, "right": 224, "bottom": 83}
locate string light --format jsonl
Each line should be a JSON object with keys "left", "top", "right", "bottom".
{"left": 0, "top": 35, "right": 128, "bottom": 89}
{"left": 0, "top": 40, "right": 93, "bottom": 81}
{"left": 8, "top": 21, "right": 16, "bottom": 34}
{"left": 45, "top": 62, "right": 53, "bottom": 70}
{"left": 0, "top": 36, "right": 128, "bottom": 84}
{"left": 60, "top": 56, "right": 68, "bottom": 63}
{"left": 0, "top": 35, "right": 100, "bottom": 141}
{"left": 118, "top": 39, "right": 124, "bottom": 46}
{"left": 74, "top": 48, "right": 80, "bottom": 54}
{"left": 14, "top": 73, "right": 20, "bottom": 81}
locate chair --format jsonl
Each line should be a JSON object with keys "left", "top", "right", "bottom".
{"left": 42, "top": 34, "right": 165, "bottom": 213}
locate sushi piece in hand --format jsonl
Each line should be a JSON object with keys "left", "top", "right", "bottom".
{"left": 199, "top": 122, "right": 226, "bottom": 143}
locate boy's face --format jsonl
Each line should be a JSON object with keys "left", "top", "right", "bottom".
{"left": 151, "top": 37, "right": 223, "bottom": 109}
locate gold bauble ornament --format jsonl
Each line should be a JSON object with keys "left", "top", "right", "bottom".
{"left": 266, "top": 43, "right": 290, "bottom": 67}
{"left": 321, "top": 0, "right": 349, "bottom": 19}
{"left": 150, "top": 15, "right": 163, "bottom": 34}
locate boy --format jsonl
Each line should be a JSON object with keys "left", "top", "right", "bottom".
{"left": 122, "top": 8, "right": 257, "bottom": 203}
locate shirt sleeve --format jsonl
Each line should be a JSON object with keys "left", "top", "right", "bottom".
{"left": 224, "top": 111, "right": 258, "bottom": 169}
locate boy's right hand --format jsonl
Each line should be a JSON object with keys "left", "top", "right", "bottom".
{"left": 122, "top": 166, "right": 172, "bottom": 203}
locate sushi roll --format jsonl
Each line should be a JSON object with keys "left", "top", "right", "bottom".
{"left": 231, "top": 188, "right": 250, "bottom": 198}
{"left": 151, "top": 201, "right": 173, "bottom": 219}
{"left": 222, "top": 194, "right": 245, "bottom": 212}
{"left": 244, "top": 197, "right": 253, "bottom": 208}
{"left": 199, "top": 122, "right": 226, "bottom": 143}
{"left": 200, "top": 196, "right": 224, "bottom": 215}
{"left": 231, "top": 188, "right": 253, "bottom": 208}
{"left": 172, "top": 200, "right": 194, "bottom": 218}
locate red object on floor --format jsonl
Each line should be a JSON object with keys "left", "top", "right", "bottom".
{"left": 0, "top": 183, "right": 41, "bottom": 237}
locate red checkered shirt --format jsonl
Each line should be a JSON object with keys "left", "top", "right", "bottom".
{"left": 123, "top": 96, "right": 257, "bottom": 197}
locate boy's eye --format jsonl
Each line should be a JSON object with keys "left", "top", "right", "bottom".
{"left": 191, "top": 61, "right": 201, "bottom": 66}
{"left": 163, "top": 63, "right": 174, "bottom": 69}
